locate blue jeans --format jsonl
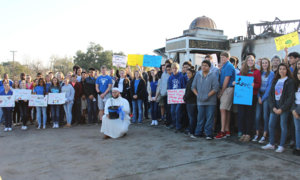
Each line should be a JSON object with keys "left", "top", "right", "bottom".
{"left": 64, "top": 103, "right": 73, "bottom": 124}
{"left": 2, "top": 108, "right": 12, "bottom": 128}
{"left": 50, "top": 105, "right": 60, "bottom": 124}
{"left": 132, "top": 100, "right": 143, "bottom": 123}
{"left": 186, "top": 103, "right": 197, "bottom": 134}
{"left": 163, "top": 96, "right": 173, "bottom": 126}
{"left": 150, "top": 101, "right": 158, "bottom": 120}
{"left": 87, "top": 98, "right": 98, "bottom": 124}
{"left": 293, "top": 116, "right": 300, "bottom": 149}
{"left": 255, "top": 99, "right": 270, "bottom": 132}
{"left": 0, "top": 108, "right": 3, "bottom": 123}
{"left": 195, "top": 105, "right": 216, "bottom": 136}
{"left": 36, "top": 107, "right": 47, "bottom": 126}
{"left": 269, "top": 111, "right": 289, "bottom": 146}
{"left": 171, "top": 104, "right": 184, "bottom": 130}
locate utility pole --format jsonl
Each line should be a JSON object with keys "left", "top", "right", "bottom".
{"left": 10, "top": 51, "right": 17, "bottom": 81}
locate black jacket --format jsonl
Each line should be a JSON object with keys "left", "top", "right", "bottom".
{"left": 183, "top": 76, "right": 197, "bottom": 104}
{"left": 83, "top": 77, "right": 97, "bottom": 98}
{"left": 114, "top": 77, "right": 130, "bottom": 98}
{"left": 116, "top": 69, "right": 132, "bottom": 81}
{"left": 268, "top": 77, "right": 295, "bottom": 114}
{"left": 130, "top": 79, "right": 146, "bottom": 101}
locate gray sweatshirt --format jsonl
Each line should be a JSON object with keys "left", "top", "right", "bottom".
{"left": 160, "top": 70, "right": 170, "bottom": 97}
{"left": 191, "top": 71, "right": 219, "bottom": 105}
{"left": 61, "top": 84, "right": 75, "bottom": 104}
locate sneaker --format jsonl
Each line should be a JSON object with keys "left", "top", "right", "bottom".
{"left": 130, "top": 122, "right": 135, "bottom": 125}
{"left": 225, "top": 131, "right": 231, "bottom": 137}
{"left": 150, "top": 120, "right": 155, "bottom": 126}
{"left": 43, "top": 125, "right": 46, "bottom": 129}
{"left": 56, "top": 124, "right": 59, "bottom": 128}
{"left": 292, "top": 149, "right": 300, "bottom": 156}
{"left": 190, "top": 135, "right": 197, "bottom": 138}
{"left": 258, "top": 136, "right": 267, "bottom": 143}
{"left": 137, "top": 123, "right": 142, "bottom": 125}
{"left": 214, "top": 132, "right": 226, "bottom": 139}
{"left": 8, "top": 128, "right": 12, "bottom": 131}
{"left": 206, "top": 135, "right": 212, "bottom": 140}
{"left": 154, "top": 120, "right": 158, "bottom": 126}
{"left": 37, "top": 126, "right": 41, "bottom": 130}
{"left": 276, "top": 146, "right": 285, "bottom": 153}
{"left": 252, "top": 135, "right": 259, "bottom": 142}
{"left": 261, "top": 143, "right": 275, "bottom": 150}
{"left": 21, "top": 126, "right": 24, "bottom": 130}
{"left": 238, "top": 132, "right": 243, "bottom": 138}
{"left": 4, "top": 128, "right": 8, "bottom": 132}
{"left": 23, "top": 126, "right": 27, "bottom": 130}
{"left": 166, "top": 124, "right": 175, "bottom": 129}
{"left": 52, "top": 125, "right": 56, "bottom": 129}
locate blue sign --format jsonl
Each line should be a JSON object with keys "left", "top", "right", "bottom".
{"left": 143, "top": 55, "right": 162, "bottom": 67}
{"left": 233, "top": 76, "right": 254, "bottom": 105}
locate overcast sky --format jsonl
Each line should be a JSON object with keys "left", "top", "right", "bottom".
{"left": 0, "top": 0, "right": 298, "bottom": 66}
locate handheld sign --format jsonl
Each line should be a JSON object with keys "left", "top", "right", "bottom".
{"left": 112, "top": 55, "right": 127, "bottom": 68}
{"left": 167, "top": 89, "right": 185, "bottom": 104}
{"left": 13, "top": 89, "right": 32, "bottom": 100}
{"left": 0, "top": 96, "right": 15, "bottom": 107}
{"left": 48, "top": 93, "right": 65, "bottom": 105}
{"left": 29, "top": 95, "right": 48, "bottom": 107}
{"left": 127, "top": 54, "right": 143, "bottom": 66}
{"left": 143, "top": 55, "right": 162, "bottom": 67}
{"left": 274, "top": 31, "right": 299, "bottom": 51}
{"left": 233, "top": 76, "right": 254, "bottom": 105}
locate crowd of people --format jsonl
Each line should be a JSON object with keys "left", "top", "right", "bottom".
{"left": 1, "top": 48, "right": 300, "bottom": 156}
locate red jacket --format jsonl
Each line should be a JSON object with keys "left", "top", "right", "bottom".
{"left": 71, "top": 82, "right": 82, "bottom": 99}
{"left": 242, "top": 69, "right": 261, "bottom": 95}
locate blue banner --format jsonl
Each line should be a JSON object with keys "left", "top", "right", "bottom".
{"left": 233, "top": 76, "right": 254, "bottom": 105}
{"left": 143, "top": 55, "right": 162, "bottom": 67}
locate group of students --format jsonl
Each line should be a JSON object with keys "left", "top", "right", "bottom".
{"left": 1, "top": 49, "right": 300, "bottom": 156}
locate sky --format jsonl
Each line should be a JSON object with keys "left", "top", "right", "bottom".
{"left": 0, "top": 0, "right": 299, "bottom": 66}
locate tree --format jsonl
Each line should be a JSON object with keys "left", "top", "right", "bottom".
{"left": 53, "top": 56, "right": 74, "bottom": 75}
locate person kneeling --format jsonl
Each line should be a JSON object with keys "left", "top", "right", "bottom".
{"left": 101, "top": 88, "right": 130, "bottom": 139}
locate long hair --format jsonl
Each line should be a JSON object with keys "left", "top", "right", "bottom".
{"left": 51, "top": 77, "right": 60, "bottom": 88}
{"left": 273, "top": 63, "right": 294, "bottom": 83}
{"left": 12, "top": 80, "right": 20, "bottom": 89}
{"left": 149, "top": 69, "right": 159, "bottom": 82}
{"left": 260, "top": 57, "right": 271, "bottom": 77}
{"left": 293, "top": 60, "right": 300, "bottom": 81}
{"left": 240, "top": 55, "right": 257, "bottom": 76}
{"left": 134, "top": 70, "right": 144, "bottom": 81}
{"left": 37, "top": 78, "right": 46, "bottom": 95}
{"left": 294, "top": 68, "right": 300, "bottom": 90}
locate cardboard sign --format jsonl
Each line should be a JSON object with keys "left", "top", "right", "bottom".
{"left": 48, "top": 93, "right": 65, "bottom": 105}
{"left": 127, "top": 54, "right": 144, "bottom": 66}
{"left": 112, "top": 55, "right": 127, "bottom": 68}
{"left": 167, "top": 89, "right": 185, "bottom": 104}
{"left": 13, "top": 89, "right": 32, "bottom": 100}
{"left": 29, "top": 95, "right": 48, "bottom": 107}
{"left": 233, "top": 76, "right": 254, "bottom": 105}
{"left": 143, "top": 55, "right": 162, "bottom": 67}
{"left": 0, "top": 96, "right": 15, "bottom": 107}
{"left": 274, "top": 31, "right": 299, "bottom": 51}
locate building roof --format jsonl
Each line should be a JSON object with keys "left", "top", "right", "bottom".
{"left": 189, "top": 16, "right": 217, "bottom": 30}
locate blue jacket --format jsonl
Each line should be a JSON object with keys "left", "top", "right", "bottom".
{"left": 167, "top": 72, "right": 186, "bottom": 90}
{"left": 258, "top": 71, "right": 275, "bottom": 102}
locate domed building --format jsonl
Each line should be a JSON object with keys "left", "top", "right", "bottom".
{"left": 189, "top": 16, "right": 217, "bottom": 30}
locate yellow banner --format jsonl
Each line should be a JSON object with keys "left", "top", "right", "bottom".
{"left": 127, "top": 54, "right": 144, "bottom": 66}
{"left": 274, "top": 31, "right": 299, "bottom": 51}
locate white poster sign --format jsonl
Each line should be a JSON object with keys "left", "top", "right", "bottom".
{"left": 0, "top": 96, "right": 15, "bottom": 107}
{"left": 13, "top": 89, "right": 32, "bottom": 100}
{"left": 112, "top": 55, "right": 127, "bottom": 68}
{"left": 48, "top": 93, "right": 65, "bottom": 105}
{"left": 29, "top": 95, "right": 48, "bottom": 107}
{"left": 195, "top": 53, "right": 218, "bottom": 67}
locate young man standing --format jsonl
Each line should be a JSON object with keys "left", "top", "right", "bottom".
{"left": 76, "top": 68, "right": 82, "bottom": 82}
{"left": 71, "top": 74, "right": 82, "bottom": 125}
{"left": 215, "top": 51, "right": 236, "bottom": 139}
{"left": 182, "top": 61, "right": 192, "bottom": 80}
{"left": 96, "top": 65, "right": 112, "bottom": 124}
{"left": 48, "top": 72, "right": 54, "bottom": 80}
{"left": 83, "top": 68, "right": 98, "bottom": 125}
{"left": 204, "top": 55, "right": 219, "bottom": 79}
{"left": 192, "top": 60, "right": 219, "bottom": 139}
{"left": 284, "top": 48, "right": 300, "bottom": 73}
{"left": 80, "top": 71, "right": 87, "bottom": 124}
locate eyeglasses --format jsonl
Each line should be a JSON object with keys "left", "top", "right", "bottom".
{"left": 166, "top": 69, "right": 171, "bottom": 71}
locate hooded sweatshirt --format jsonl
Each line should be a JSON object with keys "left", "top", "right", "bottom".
{"left": 160, "top": 70, "right": 170, "bottom": 96}
{"left": 61, "top": 84, "right": 75, "bottom": 104}
{"left": 168, "top": 72, "right": 186, "bottom": 90}
{"left": 191, "top": 71, "right": 219, "bottom": 106}
{"left": 183, "top": 76, "right": 197, "bottom": 104}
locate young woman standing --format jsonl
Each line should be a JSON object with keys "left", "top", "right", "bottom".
{"left": 291, "top": 68, "right": 300, "bottom": 156}
{"left": 49, "top": 77, "right": 61, "bottom": 128}
{"left": 233, "top": 55, "right": 261, "bottom": 142}
{"left": 61, "top": 78, "right": 75, "bottom": 128}
{"left": 114, "top": 68, "right": 131, "bottom": 112}
{"left": 18, "top": 80, "right": 29, "bottom": 130}
{"left": 262, "top": 63, "right": 295, "bottom": 153}
{"left": 253, "top": 58, "right": 275, "bottom": 143}
{"left": 130, "top": 70, "right": 146, "bottom": 124}
{"left": 26, "top": 75, "right": 34, "bottom": 124}
{"left": 1, "top": 82, "right": 14, "bottom": 132}
{"left": 147, "top": 69, "right": 161, "bottom": 126}
{"left": 12, "top": 80, "right": 21, "bottom": 126}
{"left": 33, "top": 78, "right": 47, "bottom": 129}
